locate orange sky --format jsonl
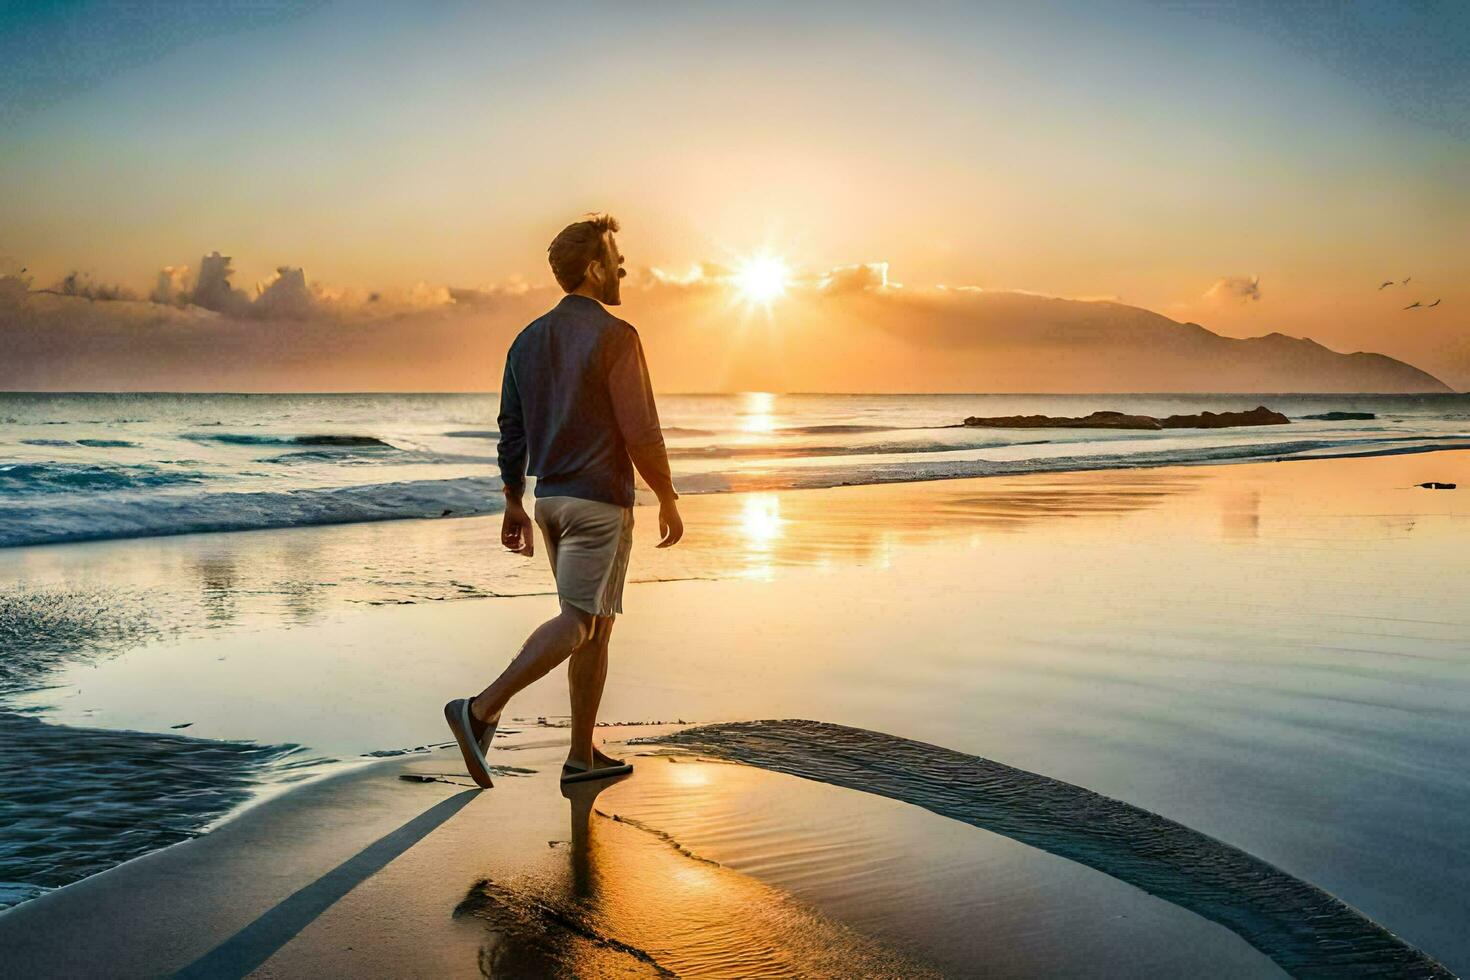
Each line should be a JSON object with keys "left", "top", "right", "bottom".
{"left": 1, "top": 2, "right": 1466, "bottom": 388}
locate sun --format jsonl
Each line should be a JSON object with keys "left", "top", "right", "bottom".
{"left": 731, "top": 254, "right": 790, "bottom": 306}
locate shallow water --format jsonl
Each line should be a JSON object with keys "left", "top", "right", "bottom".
{"left": 642, "top": 722, "right": 1449, "bottom": 977}
{"left": 1, "top": 449, "right": 1468, "bottom": 974}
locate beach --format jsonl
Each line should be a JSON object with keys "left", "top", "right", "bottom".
{"left": 0, "top": 727, "right": 1301, "bottom": 979}
{"left": 8, "top": 1, "right": 1468, "bottom": 972}
{"left": 2, "top": 448, "right": 1468, "bottom": 975}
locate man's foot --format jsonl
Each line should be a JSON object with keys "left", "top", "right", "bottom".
{"left": 468, "top": 696, "right": 501, "bottom": 756}
{"left": 561, "top": 746, "right": 634, "bottom": 784}
{"left": 564, "top": 746, "right": 623, "bottom": 768}
{"left": 444, "top": 697, "right": 496, "bottom": 789}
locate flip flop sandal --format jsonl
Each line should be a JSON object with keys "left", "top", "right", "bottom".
{"left": 560, "top": 757, "right": 634, "bottom": 783}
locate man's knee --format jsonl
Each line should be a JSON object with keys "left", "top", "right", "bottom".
{"left": 560, "top": 605, "right": 596, "bottom": 645}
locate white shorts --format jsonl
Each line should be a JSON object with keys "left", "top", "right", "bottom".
{"left": 534, "top": 496, "right": 634, "bottom": 617}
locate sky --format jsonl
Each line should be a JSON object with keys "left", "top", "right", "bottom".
{"left": 1, "top": 0, "right": 1467, "bottom": 390}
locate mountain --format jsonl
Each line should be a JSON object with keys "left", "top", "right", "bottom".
{"left": 815, "top": 290, "right": 1455, "bottom": 394}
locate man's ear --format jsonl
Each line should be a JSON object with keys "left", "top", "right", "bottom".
{"left": 585, "top": 260, "right": 602, "bottom": 285}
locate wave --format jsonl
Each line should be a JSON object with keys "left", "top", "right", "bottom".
{"left": 443, "top": 429, "right": 499, "bottom": 439}
{"left": 5, "top": 433, "right": 1466, "bottom": 549}
{"left": 257, "top": 448, "right": 400, "bottom": 465}
{"left": 642, "top": 721, "right": 1452, "bottom": 978}
{"left": 0, "top": 476, "right": 503, "bottom": 549}
{"left": 776, "top": 422, "right": 969, "bottom": 435}
{"left": 21, "top": 418, "right": 147, "bottom": 425}
{"left": 184, "top": 433, "right": 392, "bottom": 448}
{"left": 259, "top": 448, "right": 493, "bottom": 466}
{"left": 17, "top": 438, "right": 138, "bottom": 449}
{"left": 671, "top": 438, "right": 1470, "bottom": 495}
{"left": 778, "top": 423, "right": 908, "bottom": 434}
{"left": 0, "top": 462, "right": 204, "bottom": 494}
{"left": 667, "top": 438, "right": 1050, "bottom": 461}
{"left": 660, "top": 426, "right": 715, "bottom": 437}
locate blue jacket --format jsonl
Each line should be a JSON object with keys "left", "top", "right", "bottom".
{"left": 496, "top": 294, "right": 674, "bottom": 506}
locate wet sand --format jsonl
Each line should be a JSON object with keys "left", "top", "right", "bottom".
{"left": 0, "top": 727, "right": 1288, "bottom": 978}
{"left": 2, "top": 450, "right": 1468, "bottom": 974}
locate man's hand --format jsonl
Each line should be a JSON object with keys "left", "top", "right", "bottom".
{"left": 657, "top": 498, "right": 684, "bottom": 548}
{"left": 501, "top": 501, "right": 535, "bottom": 556}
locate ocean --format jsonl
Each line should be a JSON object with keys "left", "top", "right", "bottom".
{"left": 2, "top": 391, "right": 1469, "bottom": 950}
{"left": 3, "top": 391, "right": 1468, "bottom": 549}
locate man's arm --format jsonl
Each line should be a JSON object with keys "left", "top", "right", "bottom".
{"left": 608, "top": 328, "right": 683, "bottom": 547}
{"left": 496, "top": 359, "right": 535, "bottom": 555}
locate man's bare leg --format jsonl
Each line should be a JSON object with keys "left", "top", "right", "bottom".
{"left": 470, "top": 602, "right": 593, "bottom": 724}
{"left": 567, "top": 616, "right": 616, "bottom": 767}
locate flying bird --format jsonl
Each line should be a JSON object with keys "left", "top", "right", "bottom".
{"left": 1427, "top": 299, "right": 1441, "bottom": 308}
{"left": 1402, "top": 276, "right": 1412, "bottom": 285}
{"left": 1403, "top": 301, "right": 1422, "bottom": 310}
{"left": 1378, "top": 280, "right": 1395, "bottom": 289}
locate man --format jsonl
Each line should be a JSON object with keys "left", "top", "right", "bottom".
{"left": 444, "top": 214, "right": 682, "bottom": 789}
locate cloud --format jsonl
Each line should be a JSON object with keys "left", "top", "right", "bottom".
{"left": 446, "top": 276, "right": 545, "bottom": 308}
{"left": 252, "top": 266, "right": 315, "bottom": 319}
{"left": 41, "top": 271, "right": 138, "bottom": 302}
{"left": 150, "top": 265, "right": 191, "bottom": 305}
{"left": 190, "top": 252, "right": 252, "bottom": 315}
{"left": 5, "top": 245, "right": 573, "bottom": 342}
{"left": 817, "top": 262, "right": 893, "bottom": 295}
{"left": 637, "top": 260, "right": 899, "bottom": 297}
{"left": 1204, "top": 275, "right": 1261, "bottom": 302}
{"left": 2, "top": 252, "right": 1455, "bottom": 392}
{"left": 640, "top": 262, "right": 732, "bottom": 291}
{"left": 0, "top": 269, "right": 547, "bottom": 392}
{"left": 0, "top": 271, "right": 32, "bottom": 308}
{"left": 139, "top": 251, "right": 559, "bottom": 320}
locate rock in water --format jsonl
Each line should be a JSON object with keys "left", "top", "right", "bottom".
{"left": 962, "top": 411, "right": 1163, "bottom": 429}
{"left": 962, "top": 406, "right": 1289, "bottom": 430}
{"left": 1159, "top": 407, "right": 1290, "bottom": 428}
{"left": 1303, "top": 411, "right": 1376, "bottom": 421}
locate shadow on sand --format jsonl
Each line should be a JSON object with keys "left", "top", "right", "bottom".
{"left": 172, "top": 789, "right": 478, "bottom": 979}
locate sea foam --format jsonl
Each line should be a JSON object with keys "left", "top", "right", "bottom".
{"left": 0, "top": 476, "right": 502, "bottom": 548}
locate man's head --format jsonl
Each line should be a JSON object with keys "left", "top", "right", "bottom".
{"left": 547, "top": 213, "right": 626, "bottom": 306}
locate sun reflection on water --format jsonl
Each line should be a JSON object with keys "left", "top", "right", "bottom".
{"left": 737, "top": 391, "right": 777, "bottom": 436}
{"left": 665, "top": 761, "right": 714, "bottom": 788}
{"left": 737, "top": 493, "right": 786, "bottom": 580}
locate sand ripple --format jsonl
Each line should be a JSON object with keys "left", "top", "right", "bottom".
{"left": 645, "top": 720, "right": 1453, "bottom": 979}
